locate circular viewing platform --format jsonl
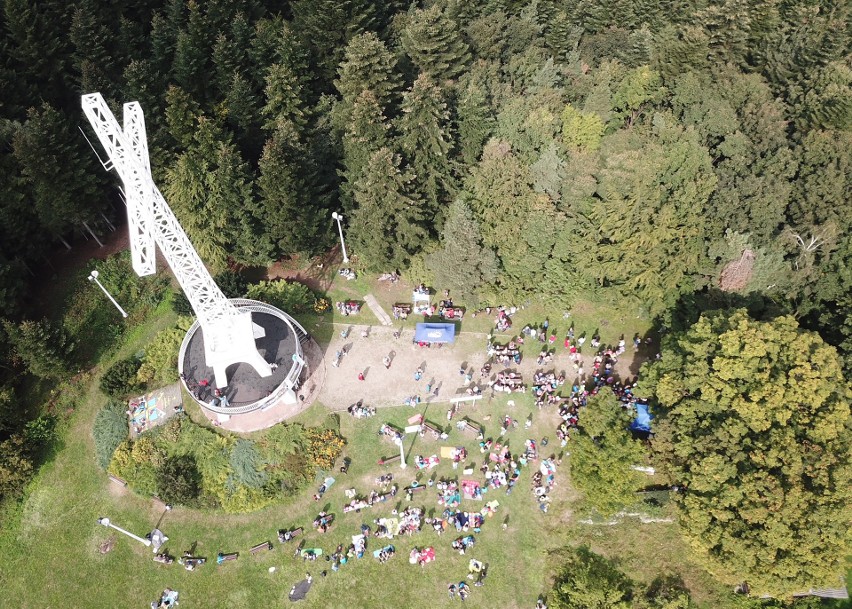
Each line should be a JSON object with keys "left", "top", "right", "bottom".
{"left": 178, "top": 299, "right": 308, "bottom": 415}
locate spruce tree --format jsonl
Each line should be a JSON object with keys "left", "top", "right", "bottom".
{"left": 164, "top": 118, "right": 268, "bottom": 271}
{"left": 396, "top": 74, "right": 456, "bottom": 222}
{"left": 257, "top": 122, "right": 324, "bottom": 256}
{"left": 334, "top": 32, "right": 401, "bottom": 114}
{"left": 164, "top": 85, "right": 202, "bottom": 150}
{"left": 401, "top": 4, "right": 472, "bottom": 84}
{"left": 340, "top": 90, "right": 389, "bottom": 208}
{"left": 262, "top": 62, "right": 310, "bottom": 132}
{"left": 3, "top": 318, "right": 75, "bottom": 381}
{"left": 349, "top": 148, "right": 426, "bottom": 270}
{"left": 456, "top": 76, "right": 496, "bottom": 166}
{"left": 12, "top": 103, "right": 104, "bottom": 240}
{"left": 291, "top": 0, "right": 350, "bottom": 85}
{"left": 427, "top": 199, "right": 498, "bottom": 303}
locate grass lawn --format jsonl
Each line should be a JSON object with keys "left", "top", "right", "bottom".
{"left": 0, "top": 266, "right": 731, "bottom": 609}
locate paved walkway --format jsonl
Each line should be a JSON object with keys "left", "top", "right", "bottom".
{"left": 363, "top": 293, "right": 393, "bottom": 326}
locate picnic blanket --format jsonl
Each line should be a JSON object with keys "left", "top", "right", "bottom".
{"left": 414, "top": 455, "right": 440, "bottom": 470}
{"left": 377, "top": 517, "right": 400, "bottom": 538}
{"left": 373, "top": 544, "right": 395, "bottom": 558}
{"left": 289, "top": 579, "right": 312, "bottom": 601}
{"left": 462, "top": 480, "right": 482, "bottom": 500}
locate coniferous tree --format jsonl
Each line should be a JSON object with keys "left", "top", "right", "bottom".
{"left": 164, "top": 85, "right": 202, "bottom": 150}
{"left": 2, "top": 318, "right": 75, "bottom": 381}
{"left": 165, "top": 118, "right": 268, "bottom": 271}
{"left": 263, "top": 62, "right": 310, "bottom": 132}
{"left": 456, "top": 75, "right": 496, "bottom": 166}
{"left": 349, "top": 148, "right": 426, "bottom": 270}
{"left": 340, "top": 90, "right": 389, "bottom": 208}
{"left": 12, "top": 104, "right": 104, "bottom": 240}
{"left": 334, "top": 32, "right": 401, "bottom": 115}
{"left": 396, "top": 74, "right": 456, "bottom": 222}
{"left": 401, "top": 4, "right": 472, "bottom": 84}
{"left": 427, "top": 199, "right": 497, "bottom": 303}
{"left": 3, "top": 0, "right": 72, "bottom": 105}
{"left": 257, "top": 122, "right": 324, "bottom": 256}
{"left": 291, "top": 0, "right": 350, "bottom": 86}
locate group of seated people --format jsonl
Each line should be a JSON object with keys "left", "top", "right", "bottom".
{"left": 347, "top": 401, "right": 375, "bottom": 418}
{"left": 378, "top": 423, "right": 403, "bottom": 442}
{"left": 335, "top": 300, "right": 361, "bottom": 315}
{"left": 489, "top": 371, "right": 526, "bottom": 394}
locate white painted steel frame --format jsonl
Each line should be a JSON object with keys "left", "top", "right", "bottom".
{"left": 81, "top": 93, "right": 271, "bottom": 388}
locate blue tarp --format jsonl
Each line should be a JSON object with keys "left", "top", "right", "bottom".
{"left": 414, "top": 322, "right": 456, "bottom": 344}
{"left": 630, "top": 402, "right": 652, "bottom": 432}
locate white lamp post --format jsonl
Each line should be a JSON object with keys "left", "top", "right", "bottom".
{"left": 88, "top": 270, "right": 128, "bottom": 318}
{"left": 331, "top": 212, "right": 349, "bottom": 263}
{"left": 97, "top": 516, "right": 151, "bottom": 546}
{"left": 394, "top": 436, "right": 407, "bottom": 469}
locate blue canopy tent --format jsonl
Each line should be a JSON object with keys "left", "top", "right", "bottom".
{"left": 629, "top": 401, "right": 652, "bottom": 433}
{"left": 414, "top": 322, "right": 456, "bottom": 344}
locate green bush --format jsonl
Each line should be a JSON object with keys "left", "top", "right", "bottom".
{"left": 551, "top": 546, "right": 633, "bottom": 609}
{"left": 92, "top": 400, "right": 129, "bottom": 469}
{"left": 0, "top": 434, "right": 34, "bottom": 500}
{"left": 245, "top": 279, "right": 314, "bottom": 313}
{"left": 156, "top": 454, "right": 201, "bottom": 505}
{"left": 136, "top": 327, "right": 184, "bottom": 386}
{"left": 99, "top": 357, "right": 142, "bottom": 398}
{"left": 170, "top": 290, "right": 193, "bottom": 316}
{"left": 24, "top": 414, "right": 57, "bottom": 448}
{"left": 215, "top": 270, "right": 249, "bottom": 298}
{"left": 228, "top": 439, "right": 267, "bottom": 489}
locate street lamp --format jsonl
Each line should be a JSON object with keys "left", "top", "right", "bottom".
{"left": 97, "top": 516, "right": 151, "bottom": 546}
{"left": 87, "top": 270, "right": 128, "bottom": 318}
{"left": 331, "top": 212, "right": 349, "bottom": 263}
{"left": 394, "top": 436, "right": 407, "bottom": 469}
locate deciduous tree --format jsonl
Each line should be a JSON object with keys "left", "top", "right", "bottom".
{"left": 569, "top": 391, "right": 647, "bottom": 516}
{"left": 640, "top": 309, "right": 852, "bottom": 596}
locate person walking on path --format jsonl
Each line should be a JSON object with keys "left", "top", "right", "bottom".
{"left": 383, "top": 356, "right": 391, "bottom": 369}
{"left": 358, "top": 372, "right": 365, "bottom": 381}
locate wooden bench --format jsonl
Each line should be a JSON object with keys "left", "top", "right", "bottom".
{"left": 459, "top": 419, "right": 482, "bottom": 437}
{"left": 108, "top": 474, "right": 127, "bottom": 487}
{"left": 421, "top": 421, "right": 443, "bottom": 439}
{"left": 250, "top": 541, "right": 273, "bottom": 554}
{"left": 217, "top": 552, "right": 239, "bottom": 564}
{"left": 378, "top": 454, "right": 401, "bottom": 466}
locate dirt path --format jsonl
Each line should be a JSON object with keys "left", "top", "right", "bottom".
{"left": 317, "top": 323, "right": 649, "bottom": 412}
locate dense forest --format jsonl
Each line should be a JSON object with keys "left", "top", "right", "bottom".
{"left": 2, "top": 0, "right": 851, "bottom": 426}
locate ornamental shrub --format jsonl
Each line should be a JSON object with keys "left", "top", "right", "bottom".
{"left": 100, "top": 357, "right": 142, "bottom": 398}
{"left": 157, "top": 454, "right": 201, "bottom": 505}
{"left": 304, "top": 427, "right": 346, "bottom": 470}
{"left": 92, "top": 400, "right": 128, "bottom": 468}
{"left": 245, "top": 280, "right": 314, "bottom": 313}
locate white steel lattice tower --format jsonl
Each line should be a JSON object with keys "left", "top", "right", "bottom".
{"left": 82, "top": 93, "right": 272, "bottom": 388}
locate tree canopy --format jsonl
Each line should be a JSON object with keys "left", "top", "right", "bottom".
{"left": 640, "top": 309, "right": 852, "bottom": 596}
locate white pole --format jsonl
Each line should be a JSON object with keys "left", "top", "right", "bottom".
{"left": 331, "top": 212, "right": 349, "bottom": 263}
{"left": 88, "top": 270, "right": 128, "bottom": 318}
{"left": 395, "top": 437, "right": 407, "bottom": 469}
{"left": 97, "top": 517, "right": 151, "bottom": 546}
